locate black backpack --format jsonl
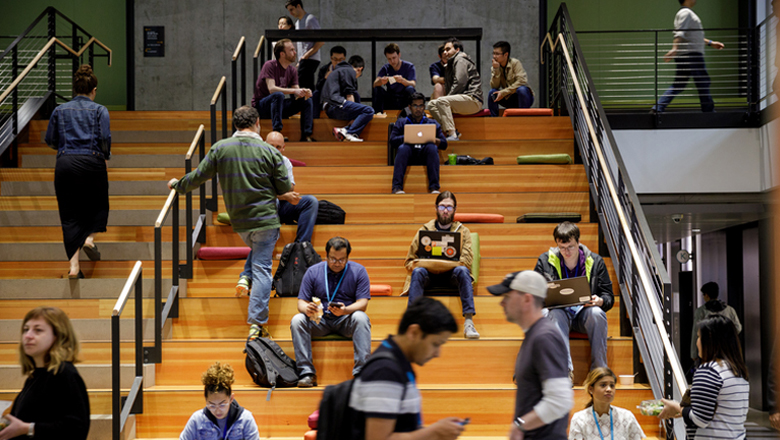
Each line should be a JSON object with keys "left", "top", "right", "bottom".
{"left": 244, "top": 337, "right": 299, "bottom": 399}
{"left": 316, "top": 200, "right": 346, "bottom": 224}
{"left": 273, "top": 241, "right": 322, "bottom": 297}
{"left": 316, "top": 351, "right": 407, "bottom": 440}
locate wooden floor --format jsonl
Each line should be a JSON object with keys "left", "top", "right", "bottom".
{"left": 1, "top": 111, "right": 655, "bottom": 438}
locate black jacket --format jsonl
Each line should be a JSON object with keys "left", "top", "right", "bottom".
{"left": 534, "top": 243, "right": 614, "bottom": 312}
{"left": 320, "top": 61, "right": 358, "bottom": 107}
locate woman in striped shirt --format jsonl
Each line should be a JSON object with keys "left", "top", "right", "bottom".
{"left": 659, "top": 315, "right": 749, "bottom": 439}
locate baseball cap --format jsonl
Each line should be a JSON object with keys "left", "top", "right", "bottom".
{"left": 487, "top": 270, "right": 548, "bottom": 299}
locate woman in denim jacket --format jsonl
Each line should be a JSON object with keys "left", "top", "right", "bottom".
{"left": 179, "top": 362, "right": 260, "bottom": 440}
{"left": 44, "top": 65, "right": 111, "bottom": 278}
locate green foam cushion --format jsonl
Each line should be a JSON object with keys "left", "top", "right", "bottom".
{"left": 217, "top": 213, "right": 231, "bottom": 225}
{"left": 471, "top": 232, "right": 480, "bottom": 284}
{"left": 516, "top": 154, "right": 572, "bottom": 164}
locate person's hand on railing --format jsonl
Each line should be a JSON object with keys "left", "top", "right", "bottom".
{"left": 167, "top": 178, "right": 179, "bottom": 190}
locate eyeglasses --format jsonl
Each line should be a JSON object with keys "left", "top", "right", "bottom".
{"left": 328, "top": 257, "right": 347, "bottom": 265}
{"left": 559, "top": 243, "right": 578, "bottom": 253}
{"left": 410, "top": 103, "right": 425, "bottom": 109}
{"left": 437, "top": 205, "right": 455, "bottom": 213}
{"left": 206, "top": 401, "right": 230, "bottom": 410}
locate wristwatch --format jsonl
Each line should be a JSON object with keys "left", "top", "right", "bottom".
{"left": 27, "top": 422, "right": 35, "bottom": 437}
{"left": 514, "top": 417, "right": 527, "bottom": 432}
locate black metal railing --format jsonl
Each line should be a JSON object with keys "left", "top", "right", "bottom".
{"left": 252, "top": 36, "right": 267, "bottom": 95}
{"left": 231, "top": 36, "right": 247, "bottom": 112}
{"left": 208, "top": 76, "right": 228, "bottom": 212}
{"left": 111, "top": 260, "right": 144, "bottom": 440}
{"left": 0, "top": 7, "right": 111, "bottom": 165}
{"left": 757, "top": 13, "right": 777, "bottom": 111}
{"left": 184, "top": 125, "right": 208, "bottom": 275}
{"left": 543, "top": 4, "right": 684, "bottom": 439}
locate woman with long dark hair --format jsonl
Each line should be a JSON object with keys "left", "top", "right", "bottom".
{"left": 45, "top": 64, "right": 111, "bottom": 278}
{"left": 0, "top": 307, "right": 90, "bottom": 440}
{"left": 659, "top": 315, "right": 749, "bottom": 439}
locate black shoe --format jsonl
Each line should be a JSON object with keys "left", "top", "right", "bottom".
{"left": 283, "top": 136, "right": 289, "bottom": 142}
{"left": 300, "top": 135, "right": 316, "bottom": 142}
{"left": 83, "top": 244, "right": 101, "bottom": 261}
{"left": 297, "top": 374, "right": 317, "bottom": 388}
{"left": 67, "top": 270, "right": 85, "bottom": 279}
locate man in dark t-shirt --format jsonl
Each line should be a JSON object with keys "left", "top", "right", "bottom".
{"left": 488, "top": 271, "right": 573, "bottom": 440}
{"left": 349, "top": 297, "right": 465, "bottom": 440}
{"left": 251, "top": 38, "right": 315, "bottom": 142}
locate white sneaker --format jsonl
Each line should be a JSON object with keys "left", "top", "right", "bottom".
{"left": 445, "top": 132, "right": 460, "bottom": 142}
{"left": 343, "top": 132, "right": 364, "bottom": 142}
{"left": 463, "top": 320, "right": 480, "bottom": 339}
{"left": 430, "top": 190, "right": 440, "bottom": 194}
{"left": 332, "top": 127, "right": 346, "bottom": 141}
{"left": 392, "top": 189, "right": 405, "bottom": 194}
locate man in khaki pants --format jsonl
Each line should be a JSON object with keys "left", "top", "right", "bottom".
{"left": 426, "top": 37, "right": 483, "bottom": 141}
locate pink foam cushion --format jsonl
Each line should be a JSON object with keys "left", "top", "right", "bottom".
{"left": 289, "top": 158, "right": 306, "bottom": 167}
{"left": 304, "top": 430, "right": 317, "bottom": 440}
{"left": 197, "top": 247, "right": 251, "bottom": 260}
{"left": 503, "top": 108, "right": 554, "bottom": 117}
{"left": 454, "top": 108, "right": 491, "bottom": 118}
{"left": 570, "top": 331, "right": 588, "bottom": 339}
{"left": 370, "top": 284, "right": 393, "bottom": 296}
{"left": 307, "top": 410, "right": 318, "bottom": 429}
{"left": 454, "top": 213, "right": 504, "bottom": 223}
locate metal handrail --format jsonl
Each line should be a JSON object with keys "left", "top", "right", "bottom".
{"left": 111, "top": 260, "right": 144, "bottom": 440}
{"left": 184, "top": 125, "right": 207, "bottom": 278}
{"left": 253, "top": 36, "right": 267, "bottom": 92}
{"left": 208, "top": 77, "right": 228, "bottom": 213}
{"left": 231, "top": 36, "right": 247, "bottom": 111}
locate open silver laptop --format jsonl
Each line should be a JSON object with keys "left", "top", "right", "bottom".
{"left": 404, "top": 124, "right": 436, "bottom": 144}
{"left": 545, "top": 276, "right": 592, "bottom": 309}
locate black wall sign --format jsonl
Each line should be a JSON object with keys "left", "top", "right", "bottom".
{"left": 144, "top": 26, "right": 164, "bottom": 57}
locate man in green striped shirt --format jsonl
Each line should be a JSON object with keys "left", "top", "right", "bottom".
{"left": 168, "top": 106, "right": 291, "bottom": 340}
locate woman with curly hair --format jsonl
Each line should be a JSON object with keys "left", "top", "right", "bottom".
{"left": 0, "top": 307, "right": 90, "bottom": 440}
{"left": 179, "top": 362, "right": 259, "bottom": 440}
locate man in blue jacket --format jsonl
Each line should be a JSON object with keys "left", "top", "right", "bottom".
{"left": 321, "top": 55, "right": 375, "bottom": 142}
{"left": 389, "top": 92, "right": 447, "bottom": 194}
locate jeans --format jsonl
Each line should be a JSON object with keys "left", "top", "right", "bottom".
{"left": 392, "top": 143, "right": 439, "bottom": 192}
{"left": 325, "top": 100, "right": 375, "bottom": 136}
{"left": 407, "top": 266, "right": 475, "bottom": 315}
{"left": 543, "top": 306, "right": 608, "bottom": 371}
{"left": 290, "top": 311, "right": 372, "bottom": 376}
{"left": 372, "top": 85, "right": 416, "bottom": 113}
{"left": 487, "top": 86, "right": 534, "bottom": 116}
{"left": 237, "top": 227, "right": 280, "bottom": 325}
{"left": 297, "top": 59, "right": 320, "bottom": 91}
{"left": 253, "top": 92, "right": 314, "bottom": 136}
{"left": 240, "top": 196, "right": 319, "bottom": 280}
{"left": 653, "top": 52, "right": 714, "bottom": 113}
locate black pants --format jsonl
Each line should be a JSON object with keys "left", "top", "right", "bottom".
{"left": 297, "top": 59, "right": 320, "bottom": 91}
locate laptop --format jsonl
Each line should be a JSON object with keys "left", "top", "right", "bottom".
{"left": 545, "top": 276, "right": 592, "bottom": 309}
{"left": 416, "top": 230, "right": 461, "bottom": 261}
{"left": 404, "top": 124, "right": 436, "bottom": 144}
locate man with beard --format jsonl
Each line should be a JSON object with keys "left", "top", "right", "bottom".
{"left": 401, "top": 191, "right": 479, "bottom": 339}
{"left": 388, "top": 92, "right": 447, "bottom": 194}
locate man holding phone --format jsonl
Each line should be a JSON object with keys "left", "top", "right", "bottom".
{"left": 291, "top": 236, "right": 372, "bottom": 387}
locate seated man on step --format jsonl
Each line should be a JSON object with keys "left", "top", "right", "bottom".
{"left": 533, "top": 221, "right": 613, "bottom": 378}
{"left": 402, "top": 191, "right": 479, "bottom": 339}
{"left": 488, "top": 40, "right": 533, "bottom": 116}
{"left": 291, "top": 236, "right": 371, "bottom": 387}
{"left": 321, "top": 55, "right": 375, "bottom": 142}
{"left": 372, "top": 43, "right": 417, "bottom": 116}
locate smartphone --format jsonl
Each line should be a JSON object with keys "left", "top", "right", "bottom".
{"left": 460, "top": 418, "right": 471, "bottom": 426}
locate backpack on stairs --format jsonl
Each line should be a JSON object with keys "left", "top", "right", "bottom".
{"left": 244, "top": 337, "right": 299, "bottom": 399}
{"left": 272, "top": 241, "right": 322, "bottom": 297}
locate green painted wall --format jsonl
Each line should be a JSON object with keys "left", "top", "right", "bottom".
{"left": 0, "top": 1, "right": 126, "bottom": 110}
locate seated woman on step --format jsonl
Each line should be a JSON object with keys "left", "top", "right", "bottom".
{"left": 0, "top": 307, "right": 90, "bottom": 440}
{"left": 568, "top": 367, "right": 645, "bottom": 440}
{"left": 180, "top": 362, "right": 259, "bottom": 440}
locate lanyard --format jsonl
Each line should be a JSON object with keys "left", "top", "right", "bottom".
{"left": 324, "top": 263, "right": 348, "bottom": 304}
{"left": 592, "top": 407, "right": 613, "bottom": 440}
{"left": 562, "top": 254, "right": 580, "bottom": 278}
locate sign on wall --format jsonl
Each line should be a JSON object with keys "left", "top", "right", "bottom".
{"left": 144, "top": 26, "right": 164, "bottom": 57}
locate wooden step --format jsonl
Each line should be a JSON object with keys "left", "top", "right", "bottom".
{"left": 0, "top": 362, "right": 154, "bottom": 389}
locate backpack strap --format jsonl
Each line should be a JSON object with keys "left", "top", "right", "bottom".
{"left": 358, "top": 350, "right": 410, "bottom": 410}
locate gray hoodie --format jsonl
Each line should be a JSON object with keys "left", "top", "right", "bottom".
{"left": 444, "top": 51, "right": 483, "bottom": 102}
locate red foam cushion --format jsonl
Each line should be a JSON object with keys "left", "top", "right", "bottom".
{"left": 304, "top": 430, "right": 317, "bottom": 440}
{"left": 289, "top": 158, "right": 306, "bottom": 167}
{"left": 370, "top": 284, "right": 393, "bottom": 296}
{"left": 570, "top": 331, "right": 588, "bottom": 340}
{"left": 503, "top": 108, "right": 554, "bottom": 117}
{"left": 454, "top": 213, "right": 504, "bottom": 223}
{"left": 307, "top": 410, "right": 318, "bottom": 429}
{"left": 197, "top": 247, "right": 251, "bottom": 260}
{"left": 454, "top": 108, "right": 491, "bottom": 118}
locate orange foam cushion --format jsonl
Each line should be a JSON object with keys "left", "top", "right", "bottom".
{"left": 370, "top": 284, "right": 393, "bottom": 296}
{"left": 502, "top": 108, "right": 554, "bottom": 117}
{"left": 304, "top": 430, "right": 317, "bottom": 440}
{"left": 454, "top": 213, "right": 504, "bottom": 223}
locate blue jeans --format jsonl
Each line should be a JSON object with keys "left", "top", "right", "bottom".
{"left": 290, "top": 311, "right": 372, "bottom": 376}
{"left": 237, "top": 227, "right": 279, "bottom": 325}
{"left": 544, "top": 306, "right": 608, "bottom": 372}
{"left": 392, "top": 143, "right": 440, "bottom": 192}
{"left": 254, "top": 91, "right": 314, "bottom": 136}
{"left": 313, "top": 91, "right": 361, "bottom": 119}
{"left": 372, "top": 85, "right": 416, "bottom": 113}
{"left": 407, "top": 266, "right": 475, "bottom": 316}
{"left": 487, "top": 86, "right": 534, "bottom": 117}
{"left": 240, "top": 196, "right": 319, "bottom": 279}
{"left": 653, "top": 52, "right": 714, "bottom": 113}
{"left": 325, "top": 100, "right": 375, "bottom": 136}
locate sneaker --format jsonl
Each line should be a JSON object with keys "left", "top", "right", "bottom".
{"left": 430, "top": 190, "right": 440, "bottom": 194}
{"left": 235, "top": 276, "right": 251, "bottom": 297}
{"left": 300, "top": 135, "right": 316, "bottom": 142}
{"left": 445, "top": 132, "right": 460, "bottom": 142}
{"left": 343, "top": 132, "right": 364, "bottom": 142}
{"left": 248, "top": 324, "right": 271, "bottom": 341}
{"left": 332, "top": 127, "right": 346, "bottom": 141}
{"left": 373, "top": 112, "right": 388, "bottom": 118}
{"left": 297, "top": 374, "right": 317, "bottom": 388}
{"left": 463, "top": 320, "right": 480, "bottom": 339}
{"left": 392, "top": 189, "right": 405, "bottom": 194}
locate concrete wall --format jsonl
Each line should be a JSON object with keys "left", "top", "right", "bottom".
{"left": 133, "top": 0, "right": 539, "bottom": 110}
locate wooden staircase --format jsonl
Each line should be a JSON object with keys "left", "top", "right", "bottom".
{"left": 0, "top": 111, "right": 659, "bottom": 439}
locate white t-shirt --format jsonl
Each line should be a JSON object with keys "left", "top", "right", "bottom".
{"left": 295, "top": 13, "right": 321, "bottom": 62}
{"left": 673, "top": 7, "right": 705, "bottom": 55}
{"left": 568, "top": 406, "right": 645, "bottom": 440}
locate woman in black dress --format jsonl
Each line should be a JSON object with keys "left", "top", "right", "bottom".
{"left": 0, "top": 307, "right": 90, "bottom": 440}
{"left": 45, "top": 65, "right": 111, "bottom": 278}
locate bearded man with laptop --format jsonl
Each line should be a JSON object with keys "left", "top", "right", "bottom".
{"left": 401, "top": 191, "right": 479, "bottom": 339}
{"left": 534, "top": 221, "right": 613, "bottom": 377}
{"left": 388, "top": 92, "right": 447, "bottom": 195}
